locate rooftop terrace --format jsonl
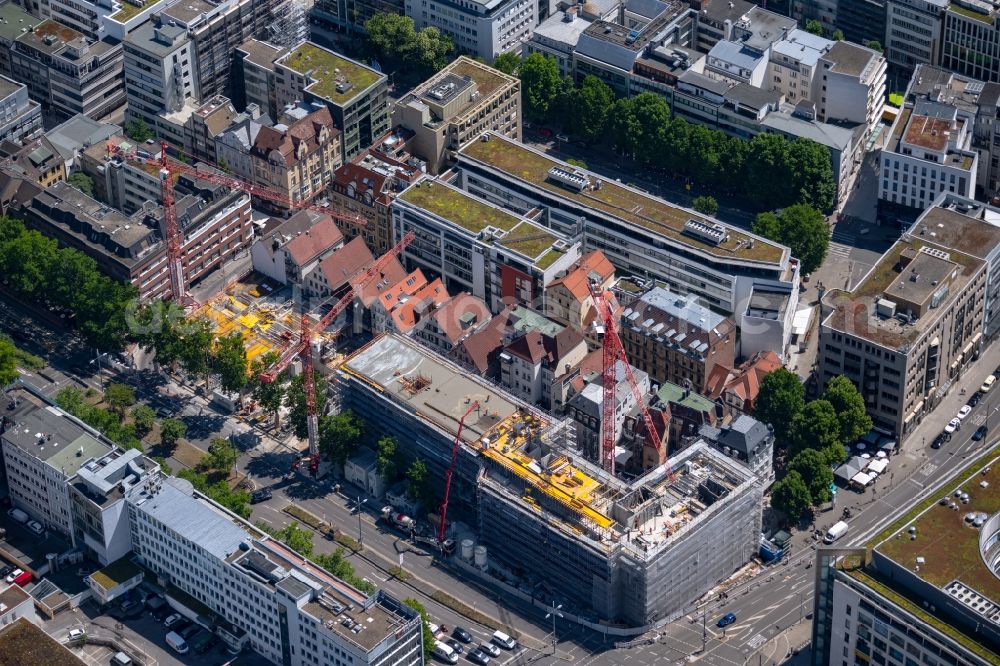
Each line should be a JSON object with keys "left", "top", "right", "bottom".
{"left": 497, "top": 222, "right": 564, "bottom": 268}
{"left": 110, "top": 0, "right": 161, "bottom": 23}
{"left": 279, "top": 43, "right": 383, "bottom": 105}
{"left": 461, "top": 135, "right": 785, "bottom": 264}
{"left": 398, "top": 179, "right": 521, "bottom": 234}
{"left": 443, "top": 56, "right": 514, "bottom": 99}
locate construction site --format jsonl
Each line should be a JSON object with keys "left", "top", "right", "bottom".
{"left": 337, "top": 333, "right": 763, "bottom": 628}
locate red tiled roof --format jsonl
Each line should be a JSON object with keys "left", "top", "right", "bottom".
{"left": 251, "top": 107, "right": 337, "bottom": 167}
{"left": 377, "top": 270, "right": 428, "bottom": 310}
{"left": 432, "top": 292, "right": 491, "bottom": 345}
{"left": 707, "top": 350, "right": 782, "bottom": 409}
{"left": 547, "top": 250, "right": 615, "bottom": 303}
{"left": 333, "top": 162, "right": 389, "bottom": 204}
{"left": 283, "top": 215, "right": 343, "bottom": 266}
{"left": 318, "top": 237, "right": 374, "bottom": 292}
{"left": 390, "top": 278, "right": 448, "bottom": 333}
{"left": 352, "top": 255, "right": 407, "bottom": 308}
{"left": 459, "top": 308, "right": 511, "bottom": 374}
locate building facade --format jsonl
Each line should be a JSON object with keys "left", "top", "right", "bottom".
{"left": 404, "top": 0, "right": 536, "bottom": 62}
{"left": 0, "top": 76, "right": 42, "bottom": 146}
{"left": 884, "top": 0, "right": 946, "bottom": 73}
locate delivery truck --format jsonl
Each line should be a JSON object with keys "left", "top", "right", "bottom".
{"left": 824, "top": 520, "right": 849, "bottom": 544}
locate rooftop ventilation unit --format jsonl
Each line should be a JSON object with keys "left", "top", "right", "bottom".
{"left": 683, "top": 219, "right": 728, "bottom": 245}
{"left": 547, "top": 166, "right": 588, "bottom": 192}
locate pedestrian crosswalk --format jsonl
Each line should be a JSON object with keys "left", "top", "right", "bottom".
{"left": 831, "top": 228, "right": 856, "bottom": 245}
{"left": 828, "top": 242, "right": 852, "bottom": 261}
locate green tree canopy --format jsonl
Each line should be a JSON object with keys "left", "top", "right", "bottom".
{"left": 519, "top": 52, "right": 562, "bottom": 122}
{"left": 574, "top": 75, "right": 615, "bottom": 143}
{"left": 159, "top": 417, "right": 186, "bottom": 449}
{"left": 790, "top": 399, "right": 843, "bottom": 456}
{"left": 287, "top": 372, "right": 327, "bottom": 440}
{"left": 56, "top": 386, "right": 84, "bottom": 413}
{"left": 752, "top": 204, "right": 830, "bottom": 274}
{"left": 318, "top": 410, "right": 364, "bottom": 466}
{"left": 753, "top": 368, "right": 805, "bottom": 443}
{"left": 786, "top": 139, "right": 837, "bottom": 212}
{"left": 376, "top": 435, "right": 398, "bottom": 481}
{"left": 865, "top": 40, "right": 882, "bottom": 51}
{"left": 832, "top": 29, "right": 844, "bottom": 41}
{"left": 126, "top": 118, "right": 153, "bottom": 142}
{"left": 822, "top": 375, "right": 873, "bottom": 444}
{"left": 105, "top": 383, "right": 136, "bottom": 419}
{"left": 364, "top": 14, "right": 453, "bottom": 77}
{"left": 788, "top": 448, "right": 834, "bottom": 504}
{"left": 202, "top": 437, "right": 239, "bottom": 473}
{"left": 131, "top": 404, "right": 156, "bottom": 436}
{"left": 402, "top": 597, "right": 437, "bottom": 663}
{"left": 249, "top": 351, "right": 286, "bottom": 427}
{"left": 805, "top": 19, "right": 824, "bottom": 35}
{"left": 492, "top": 51, "right": 521, "bottom": 75}
{"left": 178, "top": 468, "right": 250, "bottom": 517}
{"left": 406, "top": 458, "right": 435, "bottom": 509}
{"left": 692, "top": 195, "right": 719, "bottom": 216}
{"left": 212, "top": 332, "right": 249, "bottom": 395}
{"left": 771, "top": 470, "right": 812, "bottom": 520}
{"left": 178, "top": 318, "right": 214, "bottom": 384}
{"left": 67, "top": 172, "right": 95, "bottom": 197}
{"left": 0, "top": 337, "right": 19, "bottom": 388}
{"left": 276, "top": 522, "right": 313, "bottom": 556}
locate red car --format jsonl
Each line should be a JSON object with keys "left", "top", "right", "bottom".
{"left": 12, "top": 570, "right": 32, "bottom": 586}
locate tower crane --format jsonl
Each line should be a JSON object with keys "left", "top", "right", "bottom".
{"left": 259, "top": 231, "right": 416, "bottom": 476}
{"left": 588, "top": 282, "right": 671, "bottom": 478}
{"left": 437, "top": 401, "right": 479, "bottom": 544}
{"left": 108, "top": 140, "right": 367, "bottom": 304}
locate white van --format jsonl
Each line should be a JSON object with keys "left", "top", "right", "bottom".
{"left": 165, "top": 631, "right": 189, "bottom": 654}
{"left": 824, "top": 520, "right": 849, "bottom": 544}
{"left": 6, "top": 508, "right": 28, "bottom": 524}
{"left": 111, "top": 652, "right": 133, "bottom": 666}
{"left": 491, "top": 630, "right": 516, "bottom": 650}
{"left": 433, "top": 640, "right": 459, "bottom": 664}
{"left": 982, "top": 375, "right": 996, "bottom": 393}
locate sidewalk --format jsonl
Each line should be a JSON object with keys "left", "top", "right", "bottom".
{"left": 750, "top": 621, "right": 812, "bottom": 665}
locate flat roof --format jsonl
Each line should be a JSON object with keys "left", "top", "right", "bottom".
{"left": 0, "top": 75, "right": 21, "bottom": 99}
{"left": 914, "top": 201, "right": 1000, "bottom": 259}
{"left": 442, "top": 56, "right": 514, "bottom": 99}
{"left": 398, "top": 179, "right": 521, "bottom": 234}
{"left": 0, "top": 618, "right": 84, "bottom": 666}
{"left": 0, "top": 2, "right": 39, "bottom": 43}
{"left": 532, "top": 10, "right": 592, "bottom": 47}
{"left": 278, "top": 42, "right": 383, "bottom": 105}
{"left": 460, "top": 134, "right": 786, "bottom": 264}
{"left": 109, "top": 0, "right": 164, "bottom": 22}
{"left": 162, "top": 0, "right": 214, "bottom": 23}
{"left": 496, "top": 221, "right": 563, "bottom": 266}
{"left": 90, "top": 556, "right": 143, "bottom": 590}
{"left": 884, "top": 250, "right": 957, "bottom": 304}
{"left": 822, "top": 40, "right": 879, "bottom": 77}
{"left": 903, "top": 114, "right": 953, "bottom": 152}
{"left": 770, "top": 28, "right": 831, "bottom": 67}
{"left": 239, "top": 38, "right": 288, "bottom": 69}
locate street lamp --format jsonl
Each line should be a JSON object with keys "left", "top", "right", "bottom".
{"left": 545, "top": 602, "right": 563, "bottom": 654}
{"left": 357, "top": 497, "right": 367, "bottom": 546}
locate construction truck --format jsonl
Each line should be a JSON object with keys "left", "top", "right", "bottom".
{"left": 380, "top": 506, "right": 416, "bottom": 534}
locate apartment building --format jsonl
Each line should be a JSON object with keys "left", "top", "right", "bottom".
{"left": 0, "top": 589, "right": 38, "bottom": 630}
{"left": 248, "top": 106, "right": 342, "bottom": 212}
{"left": 11, "top": 19, "right": 124, "bottom": 121}
{"left": 544, "top": 250, "right": 615, "bottom": 330}
{"left": 0, "top": 137, "right": 65, "bottom": 188}
{"left": 0, "top": 76, "right": 41, "bottom": 145}
{"left": 817, "top": 197, "right": 1000, "bottom": 439}
{"left": 697, "top": 414, "right": 774, "bottom": 485}
{"left": 15, "top": 179, "right": 252, "bottom": 302}
{"left": 703, "top": 8, "right": 797, "bottom": 88}
{"left": 812, "top": 454, "right": 1000, "bottom": 665}
{"left": 413, "top": 292, "right": 493, "bottom": 355}
{"left": 768, "top": 29, "right": 832, "bottom": 105}
{"left": 454, "top": 134, "right": 800, "bottom": 344}
{"left": 567, "top": 357, "right": 652, "bottom": 464}
{"left": 394, "top": 57, "right": 520, "bottom": 174}
{"left": 884, "top": 0, "right": 947, "bottom": 72}
{"left": 251, "top": 211, "right": 345, "bottom": 285}
{"left": 704, "top": 349, "right": 783, "bottom": 416}
{"left": 79, "top": 136, "right": 162, "bottom": 213}
{"left": 499, "top": 327, "right": 588, "bottom": 408}
{"left": 0, "top": 385, "right": 114, "bottom": 539}
{"left": 404, "top": 0, "right": 536, "bottom": 62}
{"left": 273, "top": 42, "right": 389, "bottom": 161}
{"left": 816, "top": 40, "right": 887, "bottom": 129}
{"left": 617, "top": 287, "right": 737, "bottom": 392}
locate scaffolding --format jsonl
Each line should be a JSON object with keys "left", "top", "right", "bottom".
{"left": 267, "top": 0, "right": 314, "bottom": 49}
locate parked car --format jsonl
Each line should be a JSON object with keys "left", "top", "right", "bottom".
{"left": 26, "top": 520, "right": 43, "bottom": 536}
{"left": 120, "top": 599, "right": 144, "bottom": 618}
{"left": 479, "top": 643, "right": 501, "bottom": 658}
{"left": 0, "top": 565, "right": 13, "bottom": 579}
{"left": 974, "top": 425, "right": 989, "bottom": 441}
{"left": 467, "top": 647, "right": 491, "bottom": 665}
{"left": 67, "top": 628, "right": 85, "bottom": 641}
{"left": 717, "top": 612, "right": 737, "bottom": 628}
{"left": 250, "top": 489, "right": 272, "bottom": 504}
{"left": 491, "top": 630, "right": 516, "bottom": 650}
{"left": 179, "top": 622, "right": 202, "bottom": 639}
{"left": 958, "top": 405, "right": 973, "bottom": 420}
{"left": 4, "top": 568, "right": 23, "bottom": 584}
{"left": 945, "top": 418, "right": 961, "bottom": 434}
{"left": 163, "top": 613, "right": 183, "bottom": 629}
{"left": 452, "top": 627, "right": 473, "bottom": 644}
{"left": 968, "top": 392, "right": 983, "bottom": 408}
{"left": 932, "top": 433, "right": 949, "bottom": 449}
{"left": 983, "top": 375, "right": 997, "bottom": 393}
{"left": 446, "top": 638, "right": 464, "bottom": 654}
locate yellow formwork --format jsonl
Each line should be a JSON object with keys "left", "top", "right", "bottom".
{"left": 193, "top": 285, "right": 296, "bottom": 371}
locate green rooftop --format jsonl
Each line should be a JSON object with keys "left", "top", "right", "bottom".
{"left": 656, "top": 381, "right": 715, "bottom": 412}
{"left": 534, "top": 247, "right": 565, "bottom": 270}
{"left": 90, "top": 556, "right": 143, "bottom": 591}
{"left": 0, "top": 3, "right": 39, "bottom": 43}
{"left": 446, "top": 56, "right": 514, "bottom": 99}
{"left": 399, "top": 180, "right": 521, "bottom": 234}
{"left": 280, "top": 43, "right": 382, "bottom": 104}
{"left": 109, "top": 0, "right": 159, "bottom": 23}
{"left": 948, "top": 3, "right": 995, "bottom": 24}
{"left": 498, "top": 222, "right": 557, "bottom": 259}
{"left": 48, "top": 433, "right": 111, "bottom": 477}
{"left": 462, "top": 135, "right": 785, "bottom": 264}
{"left": 510, "top": 305, "right": 564, "bottom": 337}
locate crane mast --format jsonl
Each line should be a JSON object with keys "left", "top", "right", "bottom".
{"left": 437, "top": 401, "right": 479, "bottom": 543}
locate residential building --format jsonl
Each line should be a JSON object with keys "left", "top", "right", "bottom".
{"left": 273, "top": 42, "right": 389, "bottom": 161}
{"left": 544, "top": 250, "right": 616, "bottom": 330}
{"left": 767, "top": 29, "right": 833, "bottom": 106}
{"left": 0, "top": 384, "right": 114, "bottom": 539}
{"left": 413, "top": 292, "right": 493, "bottom": 356}
{"left": 451, "top": 308, "right": 509, "bottom": 377}
{"left": 79, "top": 134, "right": 164, "bottom": 213}
{"left": 697, "top": 414, "right": 774, "bottom": 484}
{"left": 0, "top": 76, "right": 41, "bottom": 145}
{"left": 703, "top": 7, "right": 796, "bottom": 87}
{"left": 214, "top": 114, "right": 270, "bottom": 184}
{"left": 251, "top": 210, "right": 345, "bottom": 284}
{"left": 617, "top": 287, "right": 737, "bottom": 392}
{"left": 339, "top": 333, "right": 763, "bottom": 627}
{"left": 0, "top": 3, "right": 41, "bottom": 80}
{"left": 304, "top": 236, "right": 379, "bottom": 300}
{"left": 0, "top": 170, "right": 41, "bottom": 217}
{"left": 11, "top": 19, "right": 124, "bottom": 122}
{"left": 47, "top": 0, "right": 175, "bottom": 41}
{"left": 1, "top": 137, "right": 66, "bottom": 187}
{"left": 500, "top": 327, "right": 588, "bottom": 408}
{"left": 45, "top": 113, "right": 120, "bottom": 172}
{"left": 817, "top": 198, "right": 1000, "bottom": 439}
{"left": 879, "top": 90, "right": 978, "bottom": 211}
{"left": 371, "top": 272, "right": 450, "bottom": 336}
{"left": 651, "top": 380, "right": 717, "bottom": 450}
{"left": 704, "top": 349, "right": 783, "bottom": 415}
{"left": 248, "top": 105, "right": 342, "bottom": 212}
{"left": 454, "top": 134, "right": 801, "bottom": 343}
{"left": 69, "top": 448, "right": 159, "bottom": 565}
{"left": 811, "top": 454, "right": 1000, "bottom": 665}
{"left": 816, "top": 40, "right": 886, "bottom": 130}
{"left": 235, "top": 38, "right": 288, "bottom": 120}
{"left": 884, "top": 0, "right": 947, "bottom": 73}
{"left": 392, "top": 178, "right": 581, "bottom": 311}
{"left": 0, "top": 586, "right": 38, "bottom": 629}
{"left": 16, "top": 179, "right": 252, "bottom": 302}
{"left": 394, "top": 57, "right": 521, "bottom": 174}
{"left": 404, "top": 0, "right": 536, "bottom": 62}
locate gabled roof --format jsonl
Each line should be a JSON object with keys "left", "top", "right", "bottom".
{"left": 547, "top": 250, "right": 615, "bottom": 302}
{"left": 377, "top": 269, "right": 428, "bottom": 311}
{"left": 333, "top": 161, "right": 390, "bottom": 204}
{"left": 251, "top": 107, "right": 337, "bottom": 167}
{"left": 351, "top": 254, "right": 407, "bottom": 308}
{"left": 283, "top": 214, "right": 343, "bottom": 266}
{"left": 390, "top": 278, "right": 448, "bottom": 333}
{"left": 318, "top": 236, "right": 374, "bottom": 292}
{"left": 506, "top": 329, "right": 546, "bottom": 364}
{"left": 505, "top": 326, "right": 585, "bottom": 368}
{"left": 706, "top": 350, "right": 782, "bottom": 405}
{"left": 432, "top": 292, "right": 491, "bottom": 345}
{"left": 459, "top": 308, "right": 510, "bottom": 374}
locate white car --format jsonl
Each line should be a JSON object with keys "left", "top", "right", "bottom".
{"left": 957, "top": 405, "right": 973, "bottom": 420}
{"left": 945, "top": 418, "right": 962, "bottom": 434}
{"left": 67, "top": 628, "right": 86, "bottom": 641}
{"left": 26, "top": 520, "right": 43, "bottom": 536}
{"left": 480, "top": 643, "right": 501, "bottom": 658}
{"left": 5, "top": 568, "right": 22, "bottom": 584}
{"left": 163, "top": 613, "right": 182, "bottom": 629}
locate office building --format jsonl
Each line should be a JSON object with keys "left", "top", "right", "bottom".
{"left": 0, "top": 3, "right": 41, "bottom": 80}
{"left": 405, "top": 0, "right": 536, "bottom": 62}
{"left": 235, "top": 38, "right": 288, "bottom": 120}
{"left": 941, "top": 1, "right": 1000, "bottom": 83}
{"left": 273, "top": 42, "right": 389, "bottom": 161}
{"left": 393, "top": 56, "right": 521, "bottom": 174}
{"left": 454, "top": 134, "right": 800, "bottom": 342}
{"left": 816, "top": 40, "right": 887, "bottom": 129}
{"left": 525, "top": 6, "right": 595, "bottom": 78}
{"left": 0, "top": 76, "right": 41, "bottom": 145}
{"left": 11, "top": 19, "right": 125, "bottom": 122}
{"left": 884, "top": 0, "right": 947, "bottom": 73}
{"left": 338, "top": 333, "right": 764, "bottom": 627}
{"left": 817, "top": 194, "right": 1000, "bottom": 439}
{"left": 811, "top": 452, "right": 1000, "bottom": 665}
{"left": 79, "top": 135, "right": 163, "bottom": 213}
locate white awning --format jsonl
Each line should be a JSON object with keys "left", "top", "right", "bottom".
{"left": 867, "top": 459, "right": 889, "bottom": 475}
{"left": 792, "top": 306, "right": 813, "bottom": 336}
{"left": 851, "top": 471, "right": 875, "bottom": 486}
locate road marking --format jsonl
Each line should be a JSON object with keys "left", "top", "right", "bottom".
{"left": 920, "top": 462, "right": 939, "bottom": 476}
{"left": 746, "top": 633, "right": 766, "bottom": 650}
{"left": 972, "top": 414, "right": 987, "bottom": 426}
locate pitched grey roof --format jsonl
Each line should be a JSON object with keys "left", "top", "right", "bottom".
{"left": 575, "top": 33, "right": 641, "bottom": 72}
{"left": 47, "top": 114, "right": 120, "bottom": 162}
{"left": 761, "top": 111, "right": 857, "bottom": 152}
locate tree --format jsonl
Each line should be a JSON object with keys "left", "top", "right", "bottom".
{"left": 314, "top": 547, "right": 355, "bottom": 579}
{"left": 832, "top": 29, "right": 844, "bottom": 40}
{"left": 364, "top": 14, "right": 452, "bottom": 77}
{"left": 105, "top": 383, "right": 136, "bottom": 420}
{"left": 287, "top": 372, "right": 327, "bottom": 440}
{"left": 753, "top": 368, "right": 804, "bottom": 443}
{"left": 786, "top": 139, "right": 836, "bottom": 213}
{"left": 202, "top": 437, "right": 240, "bottom": 473}
{"left": 217, "top": 156, "right": 229, "bottom": 171}
{"left": 771, "top": 470, "right": 812, "bottom": 520}
{"left": 692, "top": 195, "right": 719, "bottom": 216}
{"left": 403, "top": 597, "right": 437, "bottom": 664}
{"left": 406, "top": 458, "right": 436, "bottom": 508}
{"left": 0, "top": 337, "right": 18, "bottom": 388}
{"left": 492, "top": 51, "right": 521, "bottom": 75}
{"left": 865, "top": 40, "right": 882, "bottom": 51}
{"left": 608, "top": 97, "right": 640, "bottom": 156}
{"left": 519, "top": 53, "right": 562, "bottom": 123}
{"left": 126, "top": 118, "right": 153, "bottom": 143}
{"left": 410, "top": 26, "right": 453, "bottom": 74}
{"left": 745, "top": 133, "right": 793, "bottom": 210}
{"left": 790, "top": 399, "right": 843, "bottom": 456}
{"left": 752, "top": 204, "right": 830, "bottom": 275}
{"left": 160, "top": 417, "right": 186, "bottom": 449}
{"left": 805, "top": 19, "right": 824, "bottom": 35}
{"left": 177, "top": 318, "right": 214, "bottom": 387}
{"left": 178, "top": 469, "right": 251, "bottom": 518}
{"left": 56, "top": 386, "right": 84, "bottom": 413}
{"left": 67, "top": 172, "right": 95, "bottom": 198}
{"left": 0, "top": 229, "right": 58, "bottom": 297}
{"left": 276, "top": 522, "right": 313, "bottom": 556}
{"left": 566, "top": 157, "right": 588, "bottom": 168}
{"left": 131, "top": 404, "right": 156, "bottom": 436}
{"left": 376, "top": 436, "right": 398, "bottom": 481}
{"left": 788, "top": 448, "right": 834, "bottom": 505}
{"left": 630, "top": 93, "right": 671, "bottom": 166}
{"left": 249, "top": 351, "right": 285, "bottom": 427}
{"left": 213, "top": 332, "right": 249, "bottom": 396}
{"left": 822, "top": 375, "right": 873, "bottom": 444}
{"left": 574, "top": 75, "right": 615, "bottom": 143}
{"left": 318, "top": 410, "right": 364, "bottom": 467}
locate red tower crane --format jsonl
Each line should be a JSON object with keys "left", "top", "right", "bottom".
{"left": 111, "top": 141, "right": 368, "bottom": 304}
{"left": 588, "top": 282, "right": 669, "bottom": 477}
{"left": 437, "top": 401, "right": 479, "bottom": 543}
{"left": 259, "top": 231, "right": 416, "bottom": 475}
